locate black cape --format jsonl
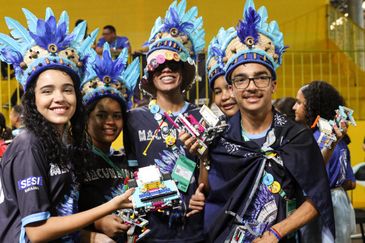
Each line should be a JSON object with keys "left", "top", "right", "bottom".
{"left": 207, "top": 111, "right": 335, "bottom": 242}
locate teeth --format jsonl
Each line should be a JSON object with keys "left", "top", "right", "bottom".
{"left": 161, "top": 76, "right": 174, "bottom": 82}
{"left": 53, "top": 108, "right": 66, "bottom": 112}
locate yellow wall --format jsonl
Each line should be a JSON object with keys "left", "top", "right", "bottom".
{"left": 348, "top": 121, "right": 365, "bottom": 207}
{"left": 0, "top": 0, "right": 329, "bottom": 52}
{"left": 4, "top": 0, "right": 364, "bottom": 205}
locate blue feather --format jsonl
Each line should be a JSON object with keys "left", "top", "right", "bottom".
{"left": 176, "top": 0, "right": 186, "bottom": 18}
{"left": 162, "top": 8, "right": 194, "bottom": 34}
{"left": 29, "top": 16, "right": 73, "bottom": 51}
{"left": 0, "top": 48, "right": 23, "bottom": 67}
{"left": 79, "top": 29, "right": 98, "bottom": 55}
{"left": 237, "top": 7, "right": 261, "bottom": 45}
{"left": 45, "top": 7, "right": 55, "bottom": 21}
{"left": 122, "top": 57, "right": 140, "bottom": 91}
{"left": 94, "top": 42, "right": 127, "bottom": 82}
{"left": 5, "top": 17, "right": 33, "bottom": 48}
{"left": 243, "top": 0, "right": 255, "bottom": 17}
{"left": 58, "top": 11, "right": 70, "bottom": 33}
{"left": 71, "top": 20, "right": 87, "bottom": 45}
{"left": 257, "top": 6, "right": 268, "bottom": 28}
{"left": 22, "top": 8, "right": 38, "bottom": 33}
{"left": 0, "top": 33, "right": 22, "bottom": 53}
{"left": 116, "top": 48, "right": 128, "bottom": 65}
{"left": 181, "top": 6, "right": 197, "bottom": 23}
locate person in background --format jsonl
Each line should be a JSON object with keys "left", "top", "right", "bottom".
{"left": 9, "top": 104, "right": 24, "bottom": 137}
{"left": 293, "top": 80, "right": 356, "bottom": 243}
{"left": 273, "top": 97, "right": 296, "bottom": 121}
{"left": 96, "top": 25, "right": 131, "bottom": 57}
{"left": 206, "top": 27, "right": 239, "bottom": 118}
{"left": 79, "top": 43, "right": 140, "bottom": 242}
{"left": 0, "top": 8, "right": 133, "bottom": 242}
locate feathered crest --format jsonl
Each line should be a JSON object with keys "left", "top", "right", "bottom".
{"left": 141, "top": 0, "right": 205, "bottom": 97}
{"left": 81, "top": 42, "right": 140, "bottom": 108}
{"left": 206, "top": 27, "right": 236, "bottom": 85}
{"left": 147, "top": 0, "right": 205, "bottom": 55}
{"left": 236, "top": 7, "right": 261, "bottom": 46}
{"left": 161, "top": 8, "right": 194, "bottom": 34}
{"left": 29, "top": 16, "right": 74, "bottom": 51}
{"left": 211, "top": 46, "right": 224, "bottom": 65}
{"left": 0, "top": 48, "right": 23, "bottom": 77}
{"left": 94, "top": 43, "right": 127, "bottom": 82}
{"left": 223, "top": 0, "right": 286, "bottom": 82}
{"left": 0, "top": 8, "right": 95, "bottom": 89}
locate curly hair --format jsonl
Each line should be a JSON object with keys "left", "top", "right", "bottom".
{"left": 22, "top": 69, "right": 88, "bottom": 180}
{"left": 301, "top": 80, "right": 345, "bottom": 127}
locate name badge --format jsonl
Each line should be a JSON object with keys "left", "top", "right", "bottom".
{"left": 172, "top": 156, "right": 196, "bottom": 192}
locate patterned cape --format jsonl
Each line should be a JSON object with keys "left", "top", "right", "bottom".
{"left": 206, "top": 110, "right": 335, "bottom": 242}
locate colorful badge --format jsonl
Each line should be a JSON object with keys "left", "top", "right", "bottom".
{"left": 268, "top": 181, "right": 281, "bottom": 194}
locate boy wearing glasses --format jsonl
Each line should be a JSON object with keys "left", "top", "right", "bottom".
{"left": 182, "top": 0, "right": 335, "bottom": 242}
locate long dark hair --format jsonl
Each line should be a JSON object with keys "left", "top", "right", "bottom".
{"left": 22, "top": 69, "right": 88, "bottom": 179}
{"left": 301, "top": 80, "right": 345, "bottom": 126}
{"left": 0, "top": 113, "right": 12, "bottom": 140}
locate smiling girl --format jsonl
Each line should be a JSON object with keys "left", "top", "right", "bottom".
{"left": 0, "top": 9, "right": 133, "bottom": 242}
{"left": 78, "top": 44, "right": 139, "bottom": 242}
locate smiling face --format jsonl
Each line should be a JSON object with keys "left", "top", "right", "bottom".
{"left": 34, "top": 69, "right": 76, "bottom": 132}
{"left": 87, "top": 97, "right": 123, "bottom": 151}
{"left": 231, "top": 63, "right": 276, "bottom": 114}
{"left": 152, "top": 61, "right": 183, "bottom": 94}
{"left": 213, "top": 76, "right": 239, "bottom": 117}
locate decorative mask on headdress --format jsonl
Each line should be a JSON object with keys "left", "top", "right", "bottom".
{"left": 0, "top": 8, "right": 97, "bottom": 90}
{"left": 81, "top": 42, "right": 140, "bottom": 109}
{"left": 206, "top": 27, "right": 236, "bottom": 89}
{"left": 223, "top": 0, "right": 287, "bottom": 83}
{"left": 140, "top": 0, "right": 205, "bottom": 96}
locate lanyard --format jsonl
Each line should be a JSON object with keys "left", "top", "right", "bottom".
{"left": 92, "top": 146, "right": 123, "bottom": 175}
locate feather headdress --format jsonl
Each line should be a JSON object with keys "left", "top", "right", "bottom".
{"left": 223, "top": 0, "right": 287, "bottom": 83}
{"left": 0, "top": 8, "right": 96, "bottom": 89}
{"left": 81, "top": 42, "right": 140, "bottom": 109}
{"left": 140, "top": 0, "right": 205, "bottom": 97}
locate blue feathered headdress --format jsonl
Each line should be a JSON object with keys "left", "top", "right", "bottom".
{"left": 0, "top": 8, "right": 96, "bottom": 90}
{"left": 81, "top": 42, "right": 140, "bottom": 109}
{"left": 223, "top": 0, "right": 287, "bottom": 83}
{"left": 140, "top": 0, "right": 205, "bottom": 97}
{"left": 206, "top": 27, "right": 236, "bottom": 89}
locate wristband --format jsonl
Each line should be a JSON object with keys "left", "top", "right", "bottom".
{"left": 269, "top": 227, "right": 282, "bottom": 241}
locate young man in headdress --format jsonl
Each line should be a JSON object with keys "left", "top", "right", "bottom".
{"left": 124, "top": 0, "right": 206, "bottom": 242}
{"left": 182, "top": 0, "right": 335, "bottom": 242}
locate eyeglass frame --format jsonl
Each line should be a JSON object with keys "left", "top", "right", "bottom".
{"left": 231, "top": 75, "right": 272, "bottom": 89}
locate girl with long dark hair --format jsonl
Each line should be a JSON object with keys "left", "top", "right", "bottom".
{"left": 293, "top": 80, "right": 356, "bottom": 243}
{"left": 78, "top": 43, "right": 140, "bottom": 242}
{"left": 0, "top": 9, "right": 133, "bottom": 242}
